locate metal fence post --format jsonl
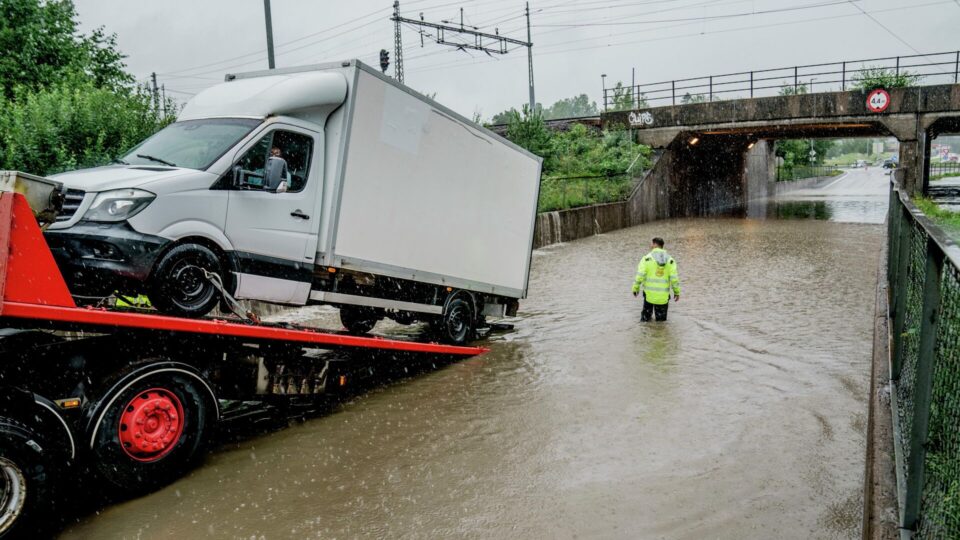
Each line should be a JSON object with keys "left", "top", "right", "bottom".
{"left": 709, "top": 76, "right": 713, "bottom": 101}
{"left": 902, "top": 238, "right": 944, "bottom": 531}
{"left": 955, "top": 50, "right": 959, "bottom": 83}
{"left": 672, "top": 80, "right": 676, "bottom": 106}
{"left": 891, "top": 203, "right": 912, "bottom": 380}
{"left": 896, "top": 56, "right": 900, "bottom": 77}
{"left": 842, "top": 61, "right": 846, "bottom": 91}
{"left": 794, "top": 66, "right": 798, "bottom": 93}
{"left": 750, "top": 71, "right": 754, "bottom": 98}
{"left": 888, "top": 186, "right": 902, "bottom": 293}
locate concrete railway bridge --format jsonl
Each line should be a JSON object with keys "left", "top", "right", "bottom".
{"left": 599, "top": 83, "right": 960, "bottom": 218}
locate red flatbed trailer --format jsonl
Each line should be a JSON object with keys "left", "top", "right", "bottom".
{"left": 0, "top": 192, "right": 487, "bottom": 538}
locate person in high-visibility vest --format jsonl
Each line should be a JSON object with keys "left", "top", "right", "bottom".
{"left": 631, "top": 237, "right": 680, "bottom": 321}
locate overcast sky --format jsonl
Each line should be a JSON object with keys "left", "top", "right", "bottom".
{"left": 74, "top": 0, "right": 960, "bottom": 118}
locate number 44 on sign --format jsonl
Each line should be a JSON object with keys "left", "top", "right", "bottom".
{"left": 866, "top": 88, "right": 891, "bottom": 113}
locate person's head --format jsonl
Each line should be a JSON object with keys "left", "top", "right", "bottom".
{"left": 270, "top": 147, "right": 282, "bottom": 158}
{"left": 652, "top": 237, "right": 665, "bottom": 249}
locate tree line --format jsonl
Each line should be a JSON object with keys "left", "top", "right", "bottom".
{"left": 0, "top": 0, "right": 175, "bottom": 176}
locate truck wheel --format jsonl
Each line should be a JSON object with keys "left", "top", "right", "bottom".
{"left": 339, "top": 306, "right": 378, "bottom": 334}
{"left": 440, "top": 297, "right": 475, "bottom": 345}
{"left": 150, "top": 244, "right": 223, "bottom": 318}
{"left": 89, "top": 372, "right": 215, "bottom": 494}
{"left": 0, "top": 418, "right": 55, "bottom": 540}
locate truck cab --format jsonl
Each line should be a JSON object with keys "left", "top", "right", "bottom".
{"left": 44, "top": 72, "right": 346, "bottom": 317}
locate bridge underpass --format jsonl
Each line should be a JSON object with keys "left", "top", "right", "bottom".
{"left": 601, "top": 84, "right": 960, "bottom": 220}
{"left": 59, "top": 169, "right": 890, "bottom": 539}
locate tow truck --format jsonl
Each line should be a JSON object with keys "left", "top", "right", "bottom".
{"left": 0, "top": 172, "right": 488, "bottom": 538}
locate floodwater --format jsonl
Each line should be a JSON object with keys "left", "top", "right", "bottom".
{"left": 59, "top": 170, "right": 887, "bottom": 539}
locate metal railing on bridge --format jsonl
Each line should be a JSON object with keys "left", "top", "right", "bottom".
{"left": 930, "top": 161, "right": 960, "bottom": 179}
{"left": 887, "top": 172, "right": 960, "bottom": 537}
{"left": 604, "top": 51, "right": 960, "bottom": 110}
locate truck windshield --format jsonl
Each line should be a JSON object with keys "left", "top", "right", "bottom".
{"left": 121, "top": 118, "right": 262, "bottom": 170}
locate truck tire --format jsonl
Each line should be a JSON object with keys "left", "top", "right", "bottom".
{"left": 149, "top": 243, "right": 223, "bottom": 318}
{"left": 439, "top": 297, "right": 475, "bottom": 345}
{"left": 0, "top": 417, "right": 56, "bottom": 540}
{"left": 88, "top": 371, "right": 216, "bottom": 494}
{"left": 339, "top": 306, "right": 379, "bottom": 334}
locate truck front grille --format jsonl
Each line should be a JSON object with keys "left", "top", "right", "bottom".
{"left": 56, "top": 189, "right": 86, "bottom": 222}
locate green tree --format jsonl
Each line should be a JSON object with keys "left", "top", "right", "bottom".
{"left": 609, "top": 81, "right": 647, "bottom": 111}
{"left": 0, "top": 0, "right": 132, "bottom": 97}
{"left": 0, "top": 80, "right": 175, "bottom": 175}
{"left": 505, "top": 105, "right": 552, "bottom": 158}
{"left": 543, "top": 94, "right": 598, "bottom": 120}
{"left": 779, "top": 83, "right": 808, "bottom": 96}
{"left": 851, "top": 66, "right": 920, "bottom": 91}
{"left": 681, "top": 92, "right": 705, "bottom": 104}
{"left": 775, "top": 138, "right": 834, "bottom": 168}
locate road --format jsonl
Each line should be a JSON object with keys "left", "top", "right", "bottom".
{"left": 59, "top": 172, "right": 887, "bottom": 539}
{"left": 765, "top": 167, "right": 891, "bottom": 224}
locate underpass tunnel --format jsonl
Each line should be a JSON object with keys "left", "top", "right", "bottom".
{"left": 661, "top": 121, "right": 897, "bottom": 218}
{"left": 667, "top": 132, "right": 753, "bottom": 217}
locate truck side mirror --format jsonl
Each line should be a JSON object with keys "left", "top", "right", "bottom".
{"left": 264, "top": 156, "right": 287, "bottom": 191}
{"left": 231, "top": 165, "right": 243, "bottom": 188}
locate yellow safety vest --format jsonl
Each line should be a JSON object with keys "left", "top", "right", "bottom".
{"left": 115, "top": 294, "right": 152, "bottom": 309}
{"left": 631, "top": 248, "right": 681, "bottom": 305}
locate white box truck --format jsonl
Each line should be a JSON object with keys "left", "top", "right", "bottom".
{"left": 38, "top": 60, "right": 542, "bottom": 343}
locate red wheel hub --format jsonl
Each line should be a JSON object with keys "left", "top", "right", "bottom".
{"left": 117, "top": 388, "right": 185, "bottom": 462}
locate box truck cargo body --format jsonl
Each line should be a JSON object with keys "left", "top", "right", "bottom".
{"left": 37, "top": 60, "right": 542, "bottom": 343}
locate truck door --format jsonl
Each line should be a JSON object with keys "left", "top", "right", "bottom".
{"left": 224, "top": 125, "right": 321, "bottom": 304}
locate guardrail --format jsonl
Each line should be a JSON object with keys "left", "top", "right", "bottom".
{"left": 604, "top": 51, "right": 960, "bottom": 110}
{"left": 930, "top": 161, "right": 960, "bottom": 179}
{"left": 775, "top": 165, "right": 840, "bottom": 182}
{"left": 886, "top": 171, "right": 960, "bottom": 537}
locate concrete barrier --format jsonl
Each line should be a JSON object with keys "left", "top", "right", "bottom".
{"left": 533, "top": 151, "right": 673, "bottom": 248}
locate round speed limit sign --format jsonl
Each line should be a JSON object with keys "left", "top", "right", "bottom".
{"left": 866, "top": 88, "right": 891, "bottom": 113}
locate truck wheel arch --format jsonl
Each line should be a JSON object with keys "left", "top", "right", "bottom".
{"left": 84, "top": 361, "right": 220, "bottom": 452}
{"left": 150, "top": 236, "right": 238, "bottom": 294}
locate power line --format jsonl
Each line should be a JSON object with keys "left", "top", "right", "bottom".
{"left": 844, "top": 0, "right": 921, "bottom": 55}
{"left": 408, "top": 0, "right": 951, "bottom": 75}
{"left": 533, "top": 0, "right": 857, "bottom": 27}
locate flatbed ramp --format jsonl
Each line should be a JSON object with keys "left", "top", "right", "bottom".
{"left": 0, "top": 191, "right": 485, "bottom": 356}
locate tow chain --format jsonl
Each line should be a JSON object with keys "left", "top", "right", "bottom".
{"left": 201, "top": 269, "right": 261, "bottom": 324}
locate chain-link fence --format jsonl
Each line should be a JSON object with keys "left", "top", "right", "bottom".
{"left": 887, "top": 172, "right": 960, "bottom": 537}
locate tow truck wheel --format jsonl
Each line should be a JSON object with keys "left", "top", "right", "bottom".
{"left": 0, "top": 417, "right": 55, "bottom": 540}
{"left": 90, "top": 371, "right": 215, "bottom": 494}
{"left": 149, "top": 243, "right": 223, "bottom": 318}
{"left": 339, "top": 306, "right": 379, "bottom": 334}
{"left": 440, "top": 297, "right": 475, "bottom": 345}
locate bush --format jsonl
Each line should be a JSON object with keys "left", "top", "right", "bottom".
{"left": 0, "top": 80, "right": 175, "bottom": 175}
{"left": 851, "top": 67, "right": 921, "bottom": 91}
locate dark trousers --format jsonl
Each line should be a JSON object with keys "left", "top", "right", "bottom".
{"left": 641, "top": 298, "right": 669, "bottom": 321}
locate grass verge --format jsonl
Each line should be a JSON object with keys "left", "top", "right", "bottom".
{"left": 913, "top": 197, "right": 960, "bottom": 240}
{"left": 538, "top": 176, "right": 635, "bottom": 212}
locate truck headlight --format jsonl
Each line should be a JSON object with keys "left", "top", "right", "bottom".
{"left": 83, "top": 189, "right": 155, "bottom": 222}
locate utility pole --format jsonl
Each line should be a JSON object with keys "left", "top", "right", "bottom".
{"left": 161, "top": 84, "right": 167, "bottom": 116}
{"left": 525, "top": 2, "right": 535, "bottom": 112}
{"left": 393, "top": 1, "right": 404, "bottom": 84}
{"left": 150, "top": 72, "right": 159, "bottom": 111}
{"left": 391, "top": 5, "right": 532, "bottom": 103}
{"left": 263, "top": 0, "right": 276, "bottom": 69}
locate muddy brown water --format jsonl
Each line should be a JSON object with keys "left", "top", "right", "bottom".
{"left": 59, "top": 172, "right": 887, "bottom": 539}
